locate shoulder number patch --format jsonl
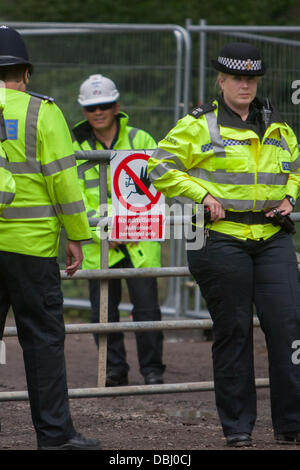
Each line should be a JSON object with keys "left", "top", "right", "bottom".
{"left": 189, "top": 103, "right": 217, "bottom": 119}
{"left": 27, "top": 91, "right": 55, "bottom": 102}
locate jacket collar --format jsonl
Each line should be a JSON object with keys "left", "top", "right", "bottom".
{"left": 216, "top": 95, "right": 284, "bottom": 138}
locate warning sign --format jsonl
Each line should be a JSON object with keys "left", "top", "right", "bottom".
{"left": 110, "top": 150, "right": 165, "bottom": 241}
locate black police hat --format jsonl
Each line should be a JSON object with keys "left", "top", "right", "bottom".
{"left": 0, "top": 25, "right": 33, "bottom": 73}
{"left": 212, "top": 42, "right": 266, "bottom": 76}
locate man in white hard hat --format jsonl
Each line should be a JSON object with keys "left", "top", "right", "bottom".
{"left": 73, "top": 74, "right": 165, "bottom": 387}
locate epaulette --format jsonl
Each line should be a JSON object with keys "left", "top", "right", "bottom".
{"left": 27, "top": 91, "right": 55, "bottom": 102}
{"left": 189, "top": 103, "right": 217, "bottom": 119}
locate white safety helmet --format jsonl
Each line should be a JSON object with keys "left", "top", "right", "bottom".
{"left": 78, "top": 74, "right": 120, "bottom": 106}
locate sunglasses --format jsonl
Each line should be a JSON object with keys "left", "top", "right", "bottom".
{"left": 83, "top": 102, "right": 115, "bottom": 112}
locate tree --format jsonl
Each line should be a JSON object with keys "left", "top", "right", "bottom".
{"left": 0, "top": 0, "right": 298, "bottom": 26}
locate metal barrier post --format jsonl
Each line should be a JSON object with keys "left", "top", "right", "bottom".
{"left": 198, "top": 19, "right": 207, "bottom": 104}
{"left": 98, "top": 155, "right": 110, "bottom": 387}
{"left": 75, "top": 150, "right": 111, "bottom": 387}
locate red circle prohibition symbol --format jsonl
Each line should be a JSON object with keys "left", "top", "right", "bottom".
{"left": 113, "top": 153, "right": 161, "bottom": 213}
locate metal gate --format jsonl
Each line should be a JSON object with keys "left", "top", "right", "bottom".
{"left": 0, "top": 150, "right": 268, "bottom": 402}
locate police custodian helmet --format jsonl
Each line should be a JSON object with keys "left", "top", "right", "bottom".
{"left": 212, "top": 42, "right": 266, "bottom": 76}
{"left": 0, "top": 25, "right": 33, "bottom": 74}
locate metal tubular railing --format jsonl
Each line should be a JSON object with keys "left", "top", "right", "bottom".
{"left": 2, "top": 318, "right": 265, "bottom": 401}
{"left": 4, "top": 317, "right": 261, "bottom": 337}
{"left": 0, "top": 145, "right": 271, "bottom": 402}
{"left": 0, "top": 379, "right": 270, "bottom": 402}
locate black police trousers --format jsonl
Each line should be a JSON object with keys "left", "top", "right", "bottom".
{"left": 187, "top": 229, "right": 300, "bottom": 436}
{"left": 0, "top": 251, "right": 76, "bottom": 447}
{"left": 89, "top": 258, "right": 165, "bottom": 377}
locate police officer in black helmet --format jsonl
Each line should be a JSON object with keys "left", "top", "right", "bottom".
{"left": 0, "top": 25, "right": 100, "bottom": 450}
{"left": 0, "top": 25, "right": 33, "bottom": 71}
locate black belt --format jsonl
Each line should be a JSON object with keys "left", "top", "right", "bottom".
{"left": 224, "top": 211, "right": 270, "bottom": 225}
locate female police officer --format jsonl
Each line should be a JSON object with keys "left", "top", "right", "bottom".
{"left": 147, "top": 42, "right": 300, "bottom": 447}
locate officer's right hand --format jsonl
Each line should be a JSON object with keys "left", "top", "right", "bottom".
{"left": 202, "top": 194, "right": 225, "bottom": 221}
{"left": 65, "top": 240, "right": 83, "bottom": 276}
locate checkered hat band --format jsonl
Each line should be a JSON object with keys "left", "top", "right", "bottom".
{"left": 218, "top": 56, "right": 262, "bottom": 71}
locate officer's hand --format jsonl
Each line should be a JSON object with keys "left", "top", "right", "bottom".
{"left": 202, "top": 194, "right": 225, "bottom": 221}
{"left": 265, "top": 198, "right": 293, "bottom": 218}
{"left": 65, "top": 240, "right": 83, "bottom": 276}
{"left": 109, "top": 241, "right": 120, "bottom": 250}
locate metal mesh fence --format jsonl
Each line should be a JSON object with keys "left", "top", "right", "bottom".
{"left": 18, "top": 25, "right": 188, "bottom": 143}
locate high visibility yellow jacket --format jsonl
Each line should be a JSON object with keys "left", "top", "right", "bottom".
{"left": 0, "top": 142, "right": 15, "bottom": 214}
{"left": 0, "top": 89, "right": 91, "bottom": 257}
{"left": 148, "top": 98, "right": 300, "bottom": 240}
{"left": 73, "top": 111, "right": 161, "bottom": 269}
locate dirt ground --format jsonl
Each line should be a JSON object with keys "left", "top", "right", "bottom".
{"left": 0, "top": 317, "right": 299, "bottom": 455}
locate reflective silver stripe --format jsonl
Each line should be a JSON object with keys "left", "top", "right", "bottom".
{"left": 25, "top": 96, "right": 42, "bottom": 166}
{"left": 128, "top": 127, "right": 138, "bottom": 149}
{"left": 216, "top": 198, "right": 282, "bottom": 212}
{"left": 85, "top": 178, "right": 100, "bottom": 189}
{"left": 290, "top": 154, "right": 300, "bottom": 171}
{"left": 148, "top": 148, "right": 186, "bottom": 182}
{"left": 0, "top": 156, "right": 8, "bottom": 169}
{"left": 8, "top": 96, "right": 42, "bottom": 174}
{"left": 188, "top": 168, "right": 255, "bottom": 185}
{"left": 189, "top": 168, "right": 289, "bottom": 186}
{"left": 216, "top": 197, "right": 254, "bottom": 211}
{"left": 55, "top": 200, "right": 85, "bottom": 215}
{"left": 255, "top": 199, "right": 282, "bottom": 210}
{"left": 0, "top": 191, "right": 14, "bottom": 204}
{"left": 9, "top": 161, "right": 42, "bottom": 174}
{"left": 216, "top": 197, "right": 281, "bottom": 211}
{"left": 280, "top": 135, "right": 291, "bottom": 154}
{"left": 219, "top": 198, "right": 281, "bottom": 211}
{"left": 148, "top": 161, "right": 168, "bottom": 181}
{"left": 205, "top": 111, "right": 226, "bottom": 159}
{"left": 1, "top": 200, "right": 85, "bottom": 219}
{"left": 154, "top": 148, "right": 186, "bottom": 171}
{"left": 171, "top": 195, "right": 195, "bottom": 204}
{"left": 1, "top": 205, "right": 56, "bottom": 219}
{"left": 42, "top": 154, "right": 76, "bottom": 176}
{"left": 257, "top": 172, "right": 289, "bottom": 185}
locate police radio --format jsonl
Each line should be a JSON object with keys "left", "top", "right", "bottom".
{"left": 261, "top": 98, "right": 272, "bottom": 131}
{"left": 270, "top": 209, "right": 296, "bottom": 235}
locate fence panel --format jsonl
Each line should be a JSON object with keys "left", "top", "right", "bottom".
{"left": 8, "top": 22, "right": 191, "bottom": 142}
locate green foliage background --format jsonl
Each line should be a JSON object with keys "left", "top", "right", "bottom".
{"left": 0, "top": 0, "right": 298, "bottom": 26}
